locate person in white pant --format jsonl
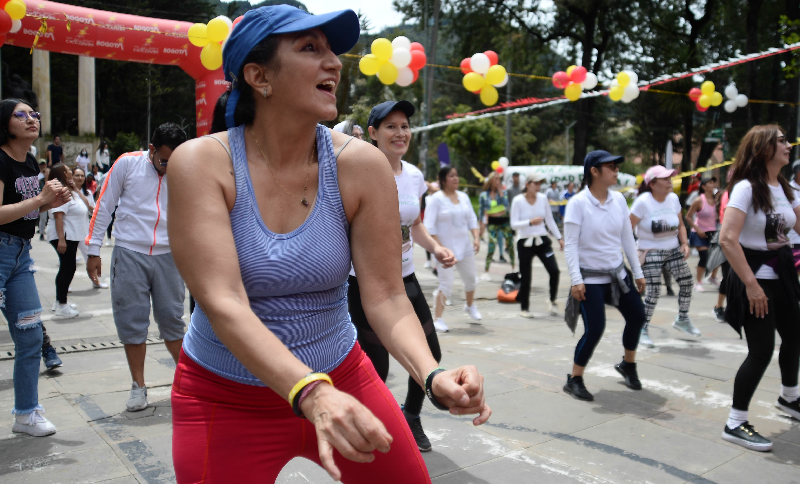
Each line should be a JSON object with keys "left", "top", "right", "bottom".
{"left": 424, "top": 166, "right": 481, "bottom": 331}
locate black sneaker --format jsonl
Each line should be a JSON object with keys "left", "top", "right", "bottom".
{"left": 614, "top": 359, "right": 642, "bottom": 390}
{"left": 563, "top": 374, "right": 593, "bottom": 401}
{"left": 42, "top": 346, "right": 62, "bottom": 371}
{"left": 499, "top": 256, "right": 508, "bottom": 264}
{"left": 665, "top": 286, "right": 675, "bottom": 297}
{"left": 713, "top": 306, "right": 725, "bottom": 323}
{"left": 404, "top": 413, "right": 432, "bottom": 452}
{"left": 722, "top": 422, "right": 772, "bottom": 451}
{"left": 776, "top": 396, "right": 800, "bottom": 421}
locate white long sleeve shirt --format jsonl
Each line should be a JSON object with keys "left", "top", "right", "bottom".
{"left": 510, "top": 193, "right": 561, "bottom": 239}
{"left": 85, "top": 151, "right": 171, "bottom": 256}
{"left": 563, "top": 188, "right": 643, "bottom": 285}
{"left": 424, "top": 190, "right": 478, "bottom": 261}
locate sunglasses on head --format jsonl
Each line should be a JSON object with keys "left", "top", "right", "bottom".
{"left": 12, "top": 111, "right": 41, "bottom": 121}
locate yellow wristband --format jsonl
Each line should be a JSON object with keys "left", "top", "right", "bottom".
{"left": 288, "top": 373, "right": 333, "bottom": 406}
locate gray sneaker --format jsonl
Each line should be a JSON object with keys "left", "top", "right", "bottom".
{"left": 126, "top": 382, "right": 148, "bottom": 412}
{"left": 672, "top": 317, "right": 701, "bottom": 337}
{"left": 639, "top": 329, "right": 655, "bottom": 348}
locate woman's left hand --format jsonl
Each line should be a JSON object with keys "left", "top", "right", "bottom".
{"left": 433, "top": 246, "right": 456, "bottom": 269}
{"left": 636, "top": 278, "right": 646, "bottom": 293}
{"left": 431, "top": 366, "right": 492, "bottom": 426}
{"left": 473, "top": 238, "right": 480, "bottom": 254}
{"left": 680, "top": 243, "right": 690, "bottom": 260}
{"left": 558, "top": 238, "right": 565, "bottom": 251}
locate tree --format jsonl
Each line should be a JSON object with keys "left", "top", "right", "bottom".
{"left": 441, "top": 107, "right": 504, "bottom": 179}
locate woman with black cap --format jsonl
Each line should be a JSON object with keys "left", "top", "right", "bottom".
{"left": 563, "top": 150, "right": 647, "bottom": 401}
{"left": 719, "top": 125, "right": 800, "bottom": 452}
{"left": 686, "top": 176, "right": 720, "bottom": 291}
{"left": 347, "top": 100, "right": 456, "bottom": 453}
{"left": 166, "top": 6, "right": 490, "bottom": 483}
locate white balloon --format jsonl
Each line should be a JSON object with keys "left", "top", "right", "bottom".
{"left": 610, "top": 79, "right": 619, "bottom": 87}
{"left": 390, "top": 48, "right": 412, "bottom": 68}
{"left": 493, "top": 73, "right": 509, "bottom": 88}
{"left": 581, "top": 72, "right": 598, "bottom": 90}
{"left": 470, "top": 53, "right": 491, "bottom": 74}
{"left": 735, "top": 94, "right": 749, "bottom": 108}
{"left": 391, "top": 36, "right": 411, "bottom": 51}
{"left": 624, "top": 71, "right": 638, "bottom": 85}
{"left": 499, "top": 157, "right": 509, "bottom": 169}
{"left": 9, "top": 19, "right": 20, "bottom": 34}
{"left": 724, "top": 85, "right": 738, "bottom": 100}
{"left": 724, "top": 100, "right": 737, "bottom": 113}
{"left": 621, "top": 84, "right": 639, "bottom": 103}
{"left": 215, "top": 15, "right": 233, "bottom": 29}
{"left": 395, "top": 67, "right": 414, "bottom": 87}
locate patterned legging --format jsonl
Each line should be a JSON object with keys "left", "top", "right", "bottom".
{"left": 641, "top": 247, "right": 693, "bottom": 331}
{"left": 486, "top": 223, "right": 515, "bottom": 271}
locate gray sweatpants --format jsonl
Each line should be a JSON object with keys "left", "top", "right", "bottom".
{"left": 110, "top": 246, "right": 186, "bottom": 344}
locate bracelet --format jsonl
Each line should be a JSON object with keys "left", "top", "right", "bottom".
{"left": 289, "top": 372, "right": 333, "bottom": 418}
{"left": 424, "top": 367, "right": 448, "bottom": 411}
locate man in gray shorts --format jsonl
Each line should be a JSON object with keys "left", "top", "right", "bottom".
{"left": 86, "top": 123, "right": 187, "bottom": 411}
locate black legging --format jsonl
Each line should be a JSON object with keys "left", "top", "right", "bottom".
{"left": 516, "top": 237, "right": 560, "bottom": 309}
{"left": 347, "top": 273, "right": 442, "bottom": 416}
{"left": 697, "top": 248, "right": 709, "bottom": 269}
{"left": 732, "top": 278, "right": 800, "bottom": 410}
{"left": 50, "top": 240, "right": 79, "bottom": 304}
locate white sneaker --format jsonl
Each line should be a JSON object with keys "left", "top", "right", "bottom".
{"left": 479, "top": 273, "right": 492, "bottom": 282}
{"left": 104, "top": 240, "right": 111, "bottom": 247}
{"left": 548, "top": 300, "right": 559, "bottom": 315}
{"left": 12, "top": 409, "right": 56, "bottom": 437}
{"left": 51, "top": 301, "right": 77, "bottom": 311}
{"left": 673, "top": 317, "right": 701, "bottom": 337}
{"left": 433, "top": 319, "right": 449, "bottom": 333}
{"left": 640, "top": 330, "right": 655, "bottom": 348}
{"left": 93, "top": 282, "right": 109, "bottom": 289}
{"left": 126, "top": 382, "right": 148, "bottom": 411}
{"left": 519, "top": 310, "right": 534, "bottom": 318}
{"left": 54, "top": 304, "right": 79, "bottom": 318}
{"left": 464, "top": 304, "right": 482, "bottom": 321}
{"left": 424, "top": 261, "right": 432, "bottom": 269}
{"left": 694, "top": 283, "right": 704, "bottom": 293}
{"left": 705, "top": 276, "right": 721, "bottom": 287}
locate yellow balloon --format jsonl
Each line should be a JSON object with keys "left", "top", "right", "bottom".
{"left": 710, "top": 91, "right": 723, "bottom": 107}
{"left": 462, "top": 72, "right": 486, "bottom": 92}
{"left": 701, "top": 80, "right": 715, "bottom": 95}
{"left": 188, "top": 23, "right": 209, "bottom": 47}
{"left": 4, "top": 0, "right": 25, "bottom": 21}
{"left": 200, "top": 42, "right": 223, "bottom": 71}
{"left": 491, "top": 161, "right": 500, "bottom": 170}
{"left": 371, "top": 38, "right": 393, "bottom": 61}
{"left": 566, "top": 65, "right": 577, "bottom": 76}
{"left": 609, "top": 85, "right": 624, "bottom": 102}
{"left": 698, "top": 94, "right": 712, "bottom": 108}
{"left": 564, "top": 82, "right": 582, "bottom": 102}
{"left": 480, "top": 85, "right": 499, "bottom": 106}
{"left": 378, "top": 62, "right": 398, "bottom": 85}
{"left": 359, "top": 54, "right": 380, "bottom": 76}
{"left": 485, "top": 65, "right": 507, "bottom": 86}
{"left": 207, "top": 18, "right": 229, "bottom": 43}
{"left": 616, "top": 72, "right": 630, "bottom": 88}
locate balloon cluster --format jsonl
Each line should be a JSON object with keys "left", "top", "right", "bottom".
{"left": 722, "top": 85, "right": 749, "bottom": 113}
{"left": 551, "top": 66, "right": 598, "bottom": 102}
{"left": 609, "top": 71, "right": 640, "bottom": 103}
{"left": 490, "top": 156, "right": 509, "bottom": 174}
{"left": 189, "top": 15, "right": 243, "bottom": 71}
{"left": 688, "top": 81, "right": 723, "bottom": 112}
{"left": 0, "top": 0, "right": 27, "bottom": 41}
{"left": 461, "top": 51, "right": 508, "bottom": 106}
{"left": 359, "top": 37, "right": 426, "bottom": 87}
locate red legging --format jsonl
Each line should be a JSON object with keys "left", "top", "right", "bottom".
{"left": 171, "top": 343, "right": 431, "bottom": 484}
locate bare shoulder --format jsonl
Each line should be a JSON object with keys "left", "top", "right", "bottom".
{"left": 169, "top": 133, "right": 236, "bottom": 207}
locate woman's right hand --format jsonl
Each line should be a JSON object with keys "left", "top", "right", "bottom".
{"left": 745, "top": 281, "right": 769, "bottom": 318}
{"left": 697, "top": 230, "right": 707, "bottom": 239}
{"left": 57, "top": 238, "right": 67, "bottom": 254}
{"left": 39, "top": 180, "right": 63, "bottom": 205}
{"left": 301, "top": 384, "right": 393, "bottom": 482}
{"left": 571, "top": 284, "right": 586, "bottom": 301}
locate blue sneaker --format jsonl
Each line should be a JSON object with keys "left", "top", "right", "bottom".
{"left": 42, "top": 347, "right": 62, "bottom": 371}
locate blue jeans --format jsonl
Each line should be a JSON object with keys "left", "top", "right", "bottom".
{"left": 0, "top": 232, "right": 44, "bottom": 414}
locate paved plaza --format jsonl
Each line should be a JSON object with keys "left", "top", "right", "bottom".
{"left": 1, "top": 238, "right": 799, "bottom": 483}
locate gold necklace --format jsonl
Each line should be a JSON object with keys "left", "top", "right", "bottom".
{"left": 251, "top": 129, "right": 314, "bottom": 207}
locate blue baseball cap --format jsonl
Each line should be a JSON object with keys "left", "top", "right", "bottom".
{"left": 367, "top": 100, "right": 416, "bottom": 129}
{"left": 583, "top": 150, "right": 624, "bottom": 179}
{"left": 223, "top": 5, "right": 360, "bottom": 128}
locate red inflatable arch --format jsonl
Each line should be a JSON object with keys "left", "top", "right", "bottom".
{"left": 4, "top": 0, "right": 226, "bottom": 136}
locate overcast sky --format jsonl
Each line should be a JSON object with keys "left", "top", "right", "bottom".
{"left": 302, "top": 1, "right": 402, "bottom": 32}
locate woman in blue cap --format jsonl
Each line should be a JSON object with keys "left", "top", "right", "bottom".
{"left": 563, "top": 150, "right": 647, "bottom": 402}
{"left": 165, "top": 6, "right": 490, "bottom": 483}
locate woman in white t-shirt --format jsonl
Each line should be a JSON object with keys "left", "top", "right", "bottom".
{"left": 510, "top": 172, "right": 563, "bottom": 318}
{"left": 95, "top": 141, "right": 110, "bottom": 173}
{"left": 719, "top": 125, "right": 800, "bottom": 452}
{"left": 75, "top": 149, "right": 90, "bottom": 172}
{"left": 347, "top": 101, "right": 455, "bottom": 453}
{"left": 425, "top": 166, "right": 481, "bottom": 329}
{"left": 562, "top": 151, "right": 646, "bottom": 402}
{"left": 630, "top": 166, "right": 697, "bottom": 348}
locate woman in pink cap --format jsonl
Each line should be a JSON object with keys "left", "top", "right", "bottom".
{"left": 630, "top": 166, "right": 699, "bottom": 348}
{"left": 686, "top": 176, "right": 721, "bottom": 291}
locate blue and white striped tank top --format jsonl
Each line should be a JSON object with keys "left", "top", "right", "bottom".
{"left": 182, "top": 124, "right": 356, "bottom": 386}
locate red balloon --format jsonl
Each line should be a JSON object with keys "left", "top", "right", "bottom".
{"left": 484, "top": 50, "right": 499, "bottom": 66}
{"left": 460, "top": 58, "right": 472, "bottom": 74}
{"left": 696, "top": 100, "right": 708, "bottom": 112}
{"left": 0, "top": 11, "right": 11, "bottom": 35}
{"left": 496, "top": 167, "right": 504, "bottom": 174}
{"left": 232, "top": 15, "right": 244, "bottom": 31}
{"left": 471, "top": 90, "right": 481, "bottom": 94}
{"left": 688, "top": 88, "right": 702, "bottom": 102}
{"left": 409, "top": 42, "right": 425, "bottom": 52}
{"left": 552, "top": 71, "right": 570, "bottom": 89}
{"left": 570, "top": 66, "right": 587, "bottom": 84}
{"left": 409, "top": 50, "right": 427, "bottom": 70}
{"left": 412, "top": 69, "right": 419, "bottom": 83}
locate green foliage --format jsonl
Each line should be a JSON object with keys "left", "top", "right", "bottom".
{"left": 441, "top": 106, "right": 504, "bottom": 178}
{"left": 780, "top": 15, "right": 800, "bottom": 79}
{"left": 110, "top": 132, "right": 142, "bottom": 160}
